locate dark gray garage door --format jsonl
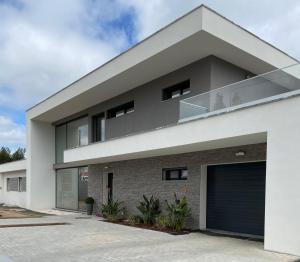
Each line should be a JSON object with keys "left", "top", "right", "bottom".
{"left": 207, "top": 162, "right": 266, "bottom": 236}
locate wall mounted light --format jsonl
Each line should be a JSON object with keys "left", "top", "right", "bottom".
{"left": 235, "top": 151, "right": 246, "bottom": 157}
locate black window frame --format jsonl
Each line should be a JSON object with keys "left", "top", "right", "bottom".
{"left": 162, "top": 167, "right": 188, "bottom": 181}
{"left": 162, "top": 80, "right": 190, "bottom": 101}
{"left": 19, "top": 177, "right": 26, "bottom": 192}
{"left": 92, "top": 113, "right": 105, "bottom": 143}
{"left": 7, "top": 177, "right": 25, "bottom": 192}
{"left": 107, "top": 101, "right": 134, "bottom": 119}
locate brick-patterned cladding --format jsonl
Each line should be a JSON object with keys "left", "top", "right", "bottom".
{"left": 88, "top": 143, "right": 266, "bottom": 229}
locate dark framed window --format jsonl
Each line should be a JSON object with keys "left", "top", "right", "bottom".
{"left": 107, "top": 101, "right": 134, "bottom": 119}
{"left": 19, "top": 177, "right": 26, "bottom": 192}
{"left": 7, "top": 177, "right": 26, "bottom": 192}
{"left": 55, "top": 115, "right": 88, "bottom": 163}
{"left": 92, "top": 113, "right": 105, "bottom": 142}
{"left": 162, "top": 167, "right": 188, "bottom": 181}
{"left": 162, "top": 80, "right": 190, "bottom": 101}
{"left": 7, "top": 177, "right": 19, "bottom": 191}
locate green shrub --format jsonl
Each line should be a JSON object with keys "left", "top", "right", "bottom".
{"left": 101, "top": 200, "right": 125, "bottom": 222}
{"left": 85, "top": 197, "right": 95, "bottom": 204}
{"left": 127, "top": 214, "right": 142, "bottom": 226}
{"left": 137, "top": 195, "right": 160, "bottom": 225}
{"left": 166, "top": 193, "right": 191, "bottom": 232}
{"left": 155, "top": 215, "right": 170, "bottom": 230}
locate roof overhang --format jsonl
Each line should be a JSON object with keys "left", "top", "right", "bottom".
{"left": 27, "top": 5, "right": 298, "bottom": 123}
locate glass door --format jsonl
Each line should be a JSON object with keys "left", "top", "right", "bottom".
{"left": 92, "top": 113, "right": 105, "bottom": 142}
{"left": 56, "top": 168, "right": 78, "bottom": 210}
{"left": 56, "top": 166, "right": 89, "bottom": 210}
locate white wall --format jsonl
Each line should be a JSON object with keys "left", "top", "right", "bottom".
{"left": 0, "top": 171, "right": 26, "bottom": 208}
{"left": 26, "top": 119, "right": 55, "bottom": 210}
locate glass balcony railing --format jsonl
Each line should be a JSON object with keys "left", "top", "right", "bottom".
{"left": 179, "top": 63, "right": 300, "bottom": 121}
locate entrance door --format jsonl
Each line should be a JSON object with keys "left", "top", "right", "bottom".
{"left": 206, "top": 162, "right": 266, "bottom": 236}
{"left": 107, "top": 173, "right": 113, "bottom": 201}
{"left": 102, "top": 172, "right": 113, "bottom": 204}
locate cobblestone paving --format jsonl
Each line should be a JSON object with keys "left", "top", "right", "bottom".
{"left": 0, "top": 214, "right": 298, "bottom": 262}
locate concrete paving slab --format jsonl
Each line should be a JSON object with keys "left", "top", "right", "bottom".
{"left": 0, "top": 214, "right": 298, "bottom": 262}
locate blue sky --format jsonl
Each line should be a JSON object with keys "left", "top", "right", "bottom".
{"left": 0, "top": 0, "right": 300, "bottom": 151}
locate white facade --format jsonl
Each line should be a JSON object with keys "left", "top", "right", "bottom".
{"left": 0, "top": 160, "right": 27, "bottom": 208}
{"left": 9, "top": 4, "right": 298, "bottom": 257}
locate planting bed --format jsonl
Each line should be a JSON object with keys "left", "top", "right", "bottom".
{"left": 102, "top": 219, "right": 191, "bottom": 235}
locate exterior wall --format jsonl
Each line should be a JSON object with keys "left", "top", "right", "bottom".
{"left": 0, "top": 171, "right": 26, "bottom": 208}
{"left": 210, "top": 56, "right": 254, "bottom": 89}
{"left": 88, "top": 143, "right": 266, "bottom": 229}
{"left": 54, "top": 56, "right": 251, "bottom": 143}
{"left": 68, "top": 94, "right": 300, "bottom": 256}
{"left": 26, "top": 120, "right": 56, "bottom": 210}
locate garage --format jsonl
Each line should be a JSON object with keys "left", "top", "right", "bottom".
{"left": 206, "top": 162, "right": 266, "bottom": 237}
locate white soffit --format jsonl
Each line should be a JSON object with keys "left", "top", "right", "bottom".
{"left": 27, "top": 5, "right": 298, "bottom": 122}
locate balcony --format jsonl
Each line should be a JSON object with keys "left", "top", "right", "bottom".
{"left": 179, "top": 63, "right": 300, "bottom": 122}
{"left": 61, "top": 63, "right": 300, "bottom": 166}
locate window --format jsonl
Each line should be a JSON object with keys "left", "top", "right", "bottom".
{"left": 162, "top": 80, "right": 190, "bottom": 101}
{"left": 67, "top": 117, "right": 88, "bottom": 148}
{"left": 55, "top": 124, "right": 67, "bottom": 163}
{"left": 55, "top": 116, "right": 88, "bottom": 163}
{"left": 107, "top": 101, "right": 134, "bottom": 119}
{"left": 92, "top": 113, "right": 105, "bottom": 142}
{"left": 19, "top": 177, "right": 26, "bottom": 192}
{"left": 7, "top": 177, "right": 26, "bottom": 192}
{"left": 162, "top": 167, "right": 188, "bottom": 180}
{"left": 7, "top": 177, "right": 19, "bottom": 191}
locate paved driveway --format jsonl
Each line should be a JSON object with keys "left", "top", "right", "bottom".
{"left": 0, "top": 213, "right": 298, "bottom": 262}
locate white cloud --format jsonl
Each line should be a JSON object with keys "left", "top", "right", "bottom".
{"left": 0, "top": 0, "right": 130, "bottom": 110}
{"left": 0, "top": 116, "right": 25, "bottom": 149}
{"left": 1, "top": 0, "right": 299, "bottom": 111}
{"left": 117, "top": 0, "right": 201, "bottom": 41}
{"left": 119, "top": 0, "right": 300, "bottom": 60}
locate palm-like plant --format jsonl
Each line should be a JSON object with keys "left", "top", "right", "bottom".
{"left": 137, "top": 195, "right": 160, "bottom": 225}
{"left": 101, "top": 199, "right": 125, "bottom": 222}
{"left": 166, "top": 193, "right": 191, "bottom": 231}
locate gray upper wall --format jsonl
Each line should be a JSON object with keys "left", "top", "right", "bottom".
{"left": 54, "top": 56, "right": 252, "bottom": 142}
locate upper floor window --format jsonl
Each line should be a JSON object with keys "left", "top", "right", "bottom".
{"left": 107, "top": 101, "right": 134, "bottom": 119}
{"left": 67, "top": 117, "right": 88, "bottom": 148}
{"left": 92, "top": 113, "right": 105, "bottom": 142}
{"left": 55, "top": 116, "right": 88, "bottom": 163}
{"left": 162, "top": 80, "right": 190, "bottom": 101}
{"left": 162, "top": 167, "right": 188, "bottom": 181}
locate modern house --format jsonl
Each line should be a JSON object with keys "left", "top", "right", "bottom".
{"left": 1, "top": 5, "right": 300, "bottom": 256}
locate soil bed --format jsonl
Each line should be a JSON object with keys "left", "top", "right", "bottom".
{"left": 102, "top": 219, "right": 191, "bottom": 235}
{"left": 0, "top": 205, "right": 48, "bottom": 219}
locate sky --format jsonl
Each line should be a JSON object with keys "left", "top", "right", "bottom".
{"left": 0, "top": 0, "right": 300, "bottom": 151}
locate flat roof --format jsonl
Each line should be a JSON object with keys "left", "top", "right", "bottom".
{"left": 0, "top": 160, "right": 26, "bottom": 173}
{"left": 27, "top": 5, "right": 298, "bottom": 122}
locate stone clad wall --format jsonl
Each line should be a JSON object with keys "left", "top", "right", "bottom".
{"left": 88, "top": 143, "right": 266, "bottom": 229}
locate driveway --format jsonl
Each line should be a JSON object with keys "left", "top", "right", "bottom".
{"left": 0, "top": 213, "right": 298, "bottom": 262}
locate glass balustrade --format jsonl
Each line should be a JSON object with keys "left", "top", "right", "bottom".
{"left": 180, "top": 63, "right": 300, "bottom": 121}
